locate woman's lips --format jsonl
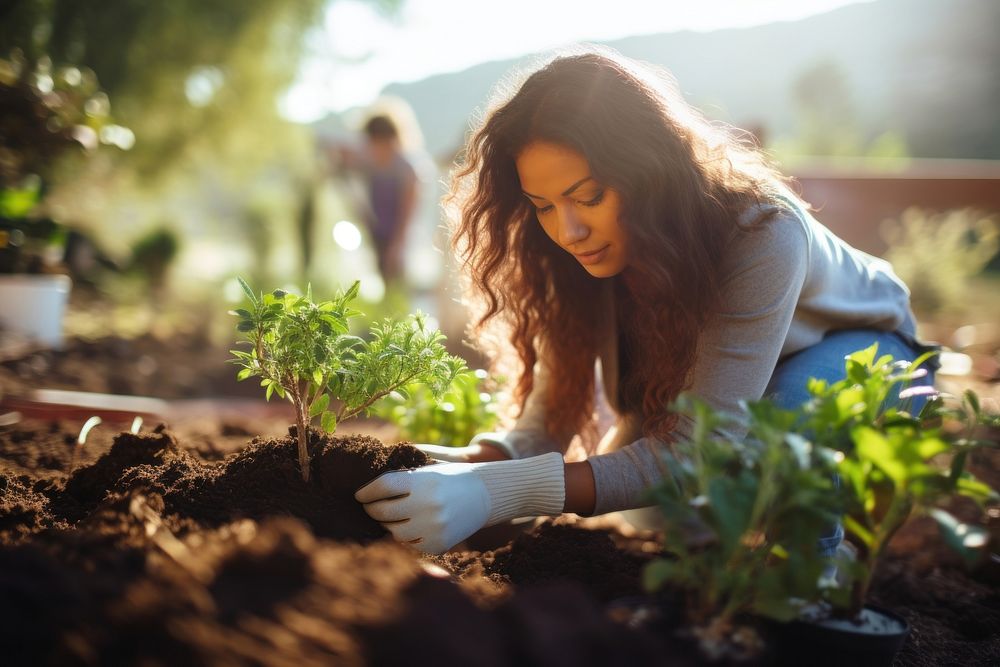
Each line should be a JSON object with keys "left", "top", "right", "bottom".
{"left": 574, "top": 245, "right": 610, "bottom": 266}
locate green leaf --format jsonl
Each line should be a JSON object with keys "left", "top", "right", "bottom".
{"left": 964, "top": 389, "right": 981, "bottom": 417}
{"left": 310, "top": 393, "right": 330, "bottom": 418}
{"left": 642, "top": 559, "right": 678, "bottom": 592}
{"left": 344, "top": 280, "right": 360, "bottom": 302}
{"left": 949, "top": 449, "right": 969, "bottom": 484}
{"left": 835, "top": 387, "right": 866, "bottom": 422}
{"left": 320, "top": 314, "right": 349, "bottom": 334}
{"left": 237, "top": 368, "right": 254, "bottom": 381}
{"left": 955, "top": 475, "right": 998, "bottom": 504}
{"left": 842, "top": 510, "right": 874, "bottom": 547}
{"left": 751, "top": 595, "right": 799, "bottom": 623}
{"left": 853, "top": 426, "right": 906, "bottom": 485}
{"left": 908, "top": 349, "right": 940, "bottom": 374}
{"left": 321, "top": 411, "right": 337, "bottom": 433}
{"left": 807, "top": 377, "right": 828, "bottom": 397}
{"left": 927, "top": 508, "right": 988, "bottom": 568}
{"left": 237, "top": 276, "right": 257, "bottom": 305}
{"left": 848, "top": 343, "right": 879, "bottom": 369}
{"left": 0, "top": 181, "right": 41, "bottom": 217}
{"left": 236, "top": 321, "right": 255, "bottom": 332}
{"left": 914, "top": 435, "right": 949, "bottom": 461}
{"left": 707, "top": 475, "right": 757, "bottom": 552}
{"left": 846, "top": 359, "right": 869, "bottom": 384}
{"left": 784, "top": 433, "right": 811, "bottom": 470}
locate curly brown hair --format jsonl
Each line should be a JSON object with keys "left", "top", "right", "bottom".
{"left": 446, "top": 47, "right": 791, "bottom": 448}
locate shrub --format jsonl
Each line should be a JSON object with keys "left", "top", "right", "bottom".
{"left": 373, "top": 368, "right": 500, "bottom": 446}
{"left": 230, "top": 278, "right": 466, "bottom": 481}
{"left": 881, "top": 207, "right": 999, "bottom": 314}
{"left": 643, "top": 344, "right": 998, "bottom": 659}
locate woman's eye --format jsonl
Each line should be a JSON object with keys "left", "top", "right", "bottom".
{"left": 579, "top": 191, "right": 605, "bottom": 207}
{"left": 536, "top": 204, "right": 554, "bottom": 215}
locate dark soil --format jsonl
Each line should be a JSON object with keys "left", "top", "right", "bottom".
{"left": 0, "top": 332, "right": 257, "bottom": 399}
{"left": 2, "top": 419, "right": 998, "bottom": 666}
{"left": 0, "top": 420, "right": 695, "bottom": 666}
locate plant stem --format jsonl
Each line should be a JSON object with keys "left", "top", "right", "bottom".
{"left": 337, "top": 370, "right": 423, "bottom": 423}
{"left": 850, "top": 493, "right": 912, "bottom": 616}
{"left": 291, "top": 382, "right": 311, "bottom": 483}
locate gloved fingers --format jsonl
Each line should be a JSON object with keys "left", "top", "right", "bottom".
{"left": 413, "top": 444, "right": 470, "bottom": 462}
{"left": 380, "top": 519, "right": 426, "bottom": 544}
{"left": 361, "top": 496, "right": 413, "bottom": 523}
{"left": 355, "top": 469, "right": 412, "bottom": 503}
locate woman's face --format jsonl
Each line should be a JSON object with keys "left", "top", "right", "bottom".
{"left": 515, "top": 141, "right": 628, "bottom": 278}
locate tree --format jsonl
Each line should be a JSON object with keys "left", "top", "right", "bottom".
{"left": 790, "top": 59, "right": 863, "bottom": 156}
{"left": 0, "top": 0, "right": 401, "bottom": 177}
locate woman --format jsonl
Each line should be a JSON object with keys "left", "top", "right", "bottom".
{"left": 355, "top": 47, "right": 936, "bottom": 555}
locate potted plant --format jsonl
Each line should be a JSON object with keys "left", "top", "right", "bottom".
{"left": 640, "top": 395, "right": 843, "bottom": 662}
{"left": 773, "top": 345, "right": 998, "bottom": 665}
{"left": 230, "top": 278, "right": 466, "bottom": 482}
{"left": 0, "top": 50, "right": 130, "bottom": 349}
{"left": 641, "top": 344, "right": 998, "bottom": 665}
{"left": 0, "top": 178, "right": 70, "bottom": 348}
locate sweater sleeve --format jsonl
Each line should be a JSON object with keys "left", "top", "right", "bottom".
{"left": 589, "top": 210, "right": 810, "bottom": 515}
{"left": 470, "top": 347, "right": 575, "bottom": 460}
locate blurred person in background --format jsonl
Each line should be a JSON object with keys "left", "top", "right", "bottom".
{"left": 355, "top": 47, "right": 938, "bottom": 555}
{"left": 328, "top": 110, "right": 419, "bottom": 288}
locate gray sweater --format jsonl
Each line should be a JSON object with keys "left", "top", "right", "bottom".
{"left": 472, "top": 194, "right": 916, "bottom": 515}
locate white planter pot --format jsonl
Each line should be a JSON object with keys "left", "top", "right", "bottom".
{"left": 0, "top": 274, "right": 72, "bottom": 348}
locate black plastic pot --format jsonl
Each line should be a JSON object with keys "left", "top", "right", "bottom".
{"left": 766, "top": 604, "right": 910, "bottom": 667}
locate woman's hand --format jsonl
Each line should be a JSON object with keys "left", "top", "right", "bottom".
{"left": 412, "top": 441, "right": 511, "bottom": 463}
{"left": 355, "top": 452, "right": 565, "bottom": 554}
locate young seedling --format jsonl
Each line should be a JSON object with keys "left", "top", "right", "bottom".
{"left": 230, "top": 278, "right": 466, "bottom": 482}
{"left": 69, "top": 415, "right": 102, "bottom": 474}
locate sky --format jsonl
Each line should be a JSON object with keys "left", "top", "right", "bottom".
{"left": 280, "top": 0, "right": 872, "bottom": 122}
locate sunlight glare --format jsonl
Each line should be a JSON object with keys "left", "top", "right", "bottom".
{"left": 333, "top": 220, "right": 363, "bottom": 251}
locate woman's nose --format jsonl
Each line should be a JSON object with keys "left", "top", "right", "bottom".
{"left": 557, "top": 208, "right": 589, "bottom": 246}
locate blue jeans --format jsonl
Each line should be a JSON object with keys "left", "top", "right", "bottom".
{"left": 764, "top": 328, "right": 938, "bottom": 557}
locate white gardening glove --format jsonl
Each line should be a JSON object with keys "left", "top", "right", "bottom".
{"left": 355, "top": 452, "right": 565, "bottom": 554}
{"left": 413, "top": 440, "right": 512, "bottom": 463}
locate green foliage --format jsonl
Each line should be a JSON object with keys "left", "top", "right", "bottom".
{"left": 788, "top": 59, "right": 864, "bottom": 157}
{"left": 230, "top": 278, "right": 466, "bottom": 482}
{"left": 802, "top": 345, "right": 998, "bottom": 614}
{"left": 126, "top": 225, "right": 180, "bottom": 289}
{"left": 643, "top": 344, "right": 998, "bottom": 657}
{"left": 0, "top": 49, "right": 131, "bottom": 189}
{"left": 373, "top": 368, "right": 500, "bottom": 446}
{"left": 642, "top": 396, "right": 841, "bottom": 660}
{"left": 1, "top": 1, "right": 314, "bottom": 177}
{"left": 0, "top": 49, "right": 129, "bottom": 273}
{"left": 0, "top": 0, "right": 401, "bottom": 179}
{"left": 0, "top": 177, "right": 56, "bottom": 272}
{"left": 881, "top": 208, "right": 999, "bottom": 315}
